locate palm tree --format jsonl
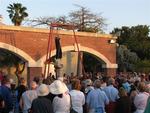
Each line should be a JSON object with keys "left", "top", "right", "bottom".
{"left": 7, "top": 3, "right": 28, "bottom": 26}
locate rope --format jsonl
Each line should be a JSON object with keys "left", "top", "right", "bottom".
{"left": 73, "top": 29, "right": 85, "bottom": 75}
{"left": 44, "top": 23, "right": 86, "bottom": 78}
{"left": 47, "top": 27, "right": 53, "bottom": 77}
{"left": 44, "top": 25, "right": 53, "bottom": 78}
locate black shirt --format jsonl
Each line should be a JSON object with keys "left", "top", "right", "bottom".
{"left": 31, "top": 96, "right": 54, "bottom": 113}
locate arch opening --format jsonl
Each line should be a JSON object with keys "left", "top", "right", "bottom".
{"left": 82, "top": 52, "right": 106, "bottom": 73}
{"left": 0, "top": 42, "right": 36, "bottom": 67}
{"left": 38, "top": 45, "right": 117, "bottom": 68}
{"left": 0, "top": 48, "right": 28, "bottom": 85}
{"left": 38, "top": 45, "right": 117, "bottom": 76}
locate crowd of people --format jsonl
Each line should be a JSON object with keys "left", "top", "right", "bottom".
{"left": 0, "top": 72, "right": 150, "bottom": 113}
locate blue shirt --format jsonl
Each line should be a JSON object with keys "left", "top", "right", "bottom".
{"left": 0, "top": 85, "right": 13, "bottom": 111}
{"left": 122, "top": 82, "right": 131, "bottom": 93}
{"left": 103, "top": 85, "right": 119, "bottom": 102}
{"left": 86, "top": 88, "right": 109, "bottom": 111}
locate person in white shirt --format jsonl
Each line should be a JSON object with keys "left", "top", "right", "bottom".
{"left": 134, "top": 82, "right": 149, "bottom": 113}
{"left": 20, "top": 81, "right": 38, "bottom": 113}
{"left": 49, "top": 80, "right": 70, "bottom": 113}
{"left": 70, "top": 79, "right": 85, "bottom": 113}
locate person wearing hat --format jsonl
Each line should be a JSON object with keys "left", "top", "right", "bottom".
{"left": 30, "top": 84, "right": 54, "bottom": 113}
{"left": 49, "top": 80, "right": 70, "bottom": 113}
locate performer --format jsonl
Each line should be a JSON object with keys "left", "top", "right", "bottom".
{"left": 54, "top": 37, "right": 63, "bottom": 79}
{"left": 55, "top": 37, "right": 62, "bottom": 59}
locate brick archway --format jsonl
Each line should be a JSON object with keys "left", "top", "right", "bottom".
{"left": 0, "top": 42, "right": 35, "bottom": 65}
{"left": 38, "top": 45, "right": 117, "bottom": 69}
{"left": 0, "top": 25, "right": 117, "bottom": 78}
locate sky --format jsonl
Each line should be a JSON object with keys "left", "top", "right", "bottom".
{"left": 0, "top": 0, "right": 150, "bottom": 33}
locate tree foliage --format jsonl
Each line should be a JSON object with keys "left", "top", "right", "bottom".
{"left": 69, "top": 5, "right": 106, "bottom": 33}
{"left": 117, "top": 45, "right": 139, "bottom": 72}
{"left": 7, "top": 3, "right": 28, "bottom": 26}
{"left": 112, "top": 25, "right": 150, "bottom": 72}
{"left": 27, "top": 5, "right": 106, "bottom": 33}
{"left": 112, "top": 25, "right": 150, "bottom": 60}
{"left": 135, "top": 60, "right": 150, "bottom": 73}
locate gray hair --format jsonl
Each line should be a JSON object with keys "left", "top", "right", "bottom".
{"left": 93, "top": 79, "right": 101, "bottom": 88}
{"left": 107, "top": 78, "right": 115, "bottom": 85}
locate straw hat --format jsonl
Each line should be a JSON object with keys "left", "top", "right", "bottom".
{"left": 37, "top": 84, "right": 49, "bottom": 96}
{"left": 49, "top": 80, "right": 68, "bottom": 95}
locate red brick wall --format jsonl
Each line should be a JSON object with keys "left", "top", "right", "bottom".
{"left": 0, "top": 26, "right": 117, "bottom": 78}
{"left": 106, "top": 68, "right": 117, "bottom": 77}
{"left": 0, "top": 26, "right": 116, "bottom": 64}
{"left": 27, "top": 67, "right": 42, "bottom": 82}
